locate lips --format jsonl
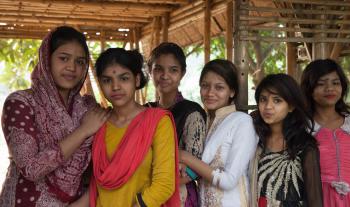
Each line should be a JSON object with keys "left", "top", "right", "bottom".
{"left": 61, "top": 74, "right": 77, "bottom": 81}
{"left": 111, "top": 94, "right": 124, "bottom": 100}
{"left": 324, "top": 94, "right": 337, "bottom": 99}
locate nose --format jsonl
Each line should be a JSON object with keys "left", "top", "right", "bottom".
{"left": 111, "top": 80, "right": 120, "bottom": 91}
{"left": 160, "top": 70, "right": 169, "bottom": 80}
{"left": 325, "top": 82, "right": 335, "bottom": 92}
{"left": 66, "top": 59, "right": 76, "bottom": 72}
{"left": 264, "top": 99, "right": 273, "bottom": 109}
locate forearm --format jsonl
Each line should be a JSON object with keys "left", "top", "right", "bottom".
{"left": 59, "top": 126, "right": 89, "bottom": 160}
{"left": 182, "top": 154, "right": 213, "bottom": 183}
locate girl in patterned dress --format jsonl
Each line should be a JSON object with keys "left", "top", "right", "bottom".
{"left": 147, "top": 42, "right": 206, "bottom": 207}
{"left": 0, "top": 26, "right": 110, "bottom": 207}
{"left": 250, "top": 74, "right": 323, "bottom": 207}
{"left": 179, "top": 59, "right": 258, "bottom": 207}
{"left": 301, "top": 59, "right": 350, "bottom": 207}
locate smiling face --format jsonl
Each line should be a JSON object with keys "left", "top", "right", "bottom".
{"left": 312, "top": 71, "right": 342, "bottom": 109}
{"left": 258, "top": 88, "right": 293, "bottom": 128}
{"left": 99, "top": 64, "right": 140, "bottom": 108}
{"left": 200, "top": 71, "right": 234, "bottom": 113}
{"left": 50, "top": 41, "right": 87, "bottom": 98}
{"left": 150, "top": 53, "right": 184, "bottom": 95}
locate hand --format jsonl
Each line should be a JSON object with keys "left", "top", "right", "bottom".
{"left": 80, "top": 106, "right": 111, "bottom": 137}
{"left": 179, "top": 163, "right": 188, "bottom": 178}
{"left": 179, "top": 150, "right": 192, "bottom": 164}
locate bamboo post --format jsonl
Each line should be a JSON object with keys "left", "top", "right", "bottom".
{"left": 286, "top": 24, "right": 297, "bottom": 78}
{"left": 330, "top": 15, "right": 350, "bottom": 60}
{"left": 226, "top": 1, "right": 233, "bottom": 61}
{"left": 162, "top": 12, "right": 170, "bottom": 43}
{"left": 234, "top": 0, "right": 249, "bottom": 111}
{"left": 81, "top": 69, "right": 95, "bottom": 97}
{"left": 204, "top": 0, "right": 211, "bottom": 63}
{"left": 89, "top": 59, "right": 108, "bottom": 108}
{"left": 312, "top": 6, "right": 330, "bottom": 59}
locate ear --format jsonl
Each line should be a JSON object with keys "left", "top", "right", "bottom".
{"left": 288, "top": 106, "right": 295, "bottom": 113}
{"left": 230, "top": 90, "right": 235, "bottom": 99}
{"left": 136, "top": 74, "right": 141, "bottom": 88}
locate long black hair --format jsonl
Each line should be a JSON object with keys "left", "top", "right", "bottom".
{"left": 301, "top": 59, "right": 350, "bottom": 116}
{"left": 254, "top": 74, "right": 317, "bottom": 158}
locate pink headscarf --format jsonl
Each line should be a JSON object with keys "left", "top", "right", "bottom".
{"left": 30, "top": 28, "right": 95, "bottom": 202}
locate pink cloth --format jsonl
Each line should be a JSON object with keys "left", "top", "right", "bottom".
{"left": 0, "top": 28, "right": 95, "bottom": 206}
{"left": 89, "top": 108, "right": 180, "bottom": 207}
{"left": 315, "top": 124, "right": 350, "bottom": 207}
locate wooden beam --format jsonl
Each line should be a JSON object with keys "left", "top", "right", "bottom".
{"left": 100, "top": 0, "right": 189, "bottom": 4}
{"left": 0, "top": 0, "right": 174, "bottom": 13}
{"left": 240, "top": 25, "right": 350, "bottom": 35}
{"left": 241, "top": 36, "right": 350, "bottom": 43}
{"left": 226, "top": 1, "right": 233, "bottom": 61}
{"left": 270, "top": 0, "right": 350, "bottom": 7}
{"left": 0, "top": 10, "right": 151, "bottom": 23}
{"left": 0, "top": 15, "right": 144, "bottom": 28}
{"left": 162, "top": 12, "right": 170, "bottom": 43}
{"left": 331, "top": 15, "right": 350, "bottom": 60}
{"left": 240, "top": 15, "right": 350, "bottom": 25}
{"left": 204, "top": 0, "right": 211, "bottom": 63}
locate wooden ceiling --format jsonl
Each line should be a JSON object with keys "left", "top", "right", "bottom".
{"left": 0, "top": 0, "right": 349, "bottom": 57}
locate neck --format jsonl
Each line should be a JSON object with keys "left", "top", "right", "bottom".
{"left": 158, "top": 90, "right": 178, "bottom": 108}
{"left": 270, "top": 122, "right": 283, "bottom": 137}
{"left": 58, "top": 90, "right": 69, "bottom": 107}
{"left": 314, "top": 106, "right": 339, "bottom": 121}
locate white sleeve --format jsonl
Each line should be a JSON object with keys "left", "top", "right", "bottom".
{"left": 212, "top": 115, "right": 258, "bottom": 191}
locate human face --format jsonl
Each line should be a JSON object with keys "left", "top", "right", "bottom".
{"left": 150, "top": 54, "right": 184, "bottom": 95}
{"left": 200, "top": 71, "right": 234, "bottom": 113}
{"left": 99, "top": 64, "right": 140, "bottom": 108}
{"left": 312, "top": 71, "right": 342, "bottom": 108}
{"left": 50, "top": 41, "right": 87, "bottom": 97}
{"left": 258, "top": 89, "right": 293, "bottom": 127}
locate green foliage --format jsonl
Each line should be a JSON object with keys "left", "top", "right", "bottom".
{"left": 0, "top": 39, "right": 41, "bottom": 91}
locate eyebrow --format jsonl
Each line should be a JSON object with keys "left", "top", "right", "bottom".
{"left": 58, "top": 52, "right": 86, "bottom": 59}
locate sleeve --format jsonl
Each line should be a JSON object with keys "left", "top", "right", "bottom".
{"left": 182, "top": 111, "right": 206, "bottom": 159}
{"left": 212, "top": 115, "right": 259, "bottom": 191}
{"left": 302, "top": 145, "right": 324, "bottom": 207}
{"left": 1, "top": 97, "right": 64, "bottom": 182}
{"left": 137, "top": 116, "right": 176, "bottom": 207}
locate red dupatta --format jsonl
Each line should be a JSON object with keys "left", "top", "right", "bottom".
{"left": 89, "top": 108, "right": 180, "bottom": 207}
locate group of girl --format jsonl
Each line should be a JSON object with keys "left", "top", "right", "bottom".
{"left": 0, "top": 26, "right": 349, "bottom": 207}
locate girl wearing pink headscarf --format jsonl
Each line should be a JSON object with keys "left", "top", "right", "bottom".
{"left": 0, "top": 26, "right": 109, "bottom": 207}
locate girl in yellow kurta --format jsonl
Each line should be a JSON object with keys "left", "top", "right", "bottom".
{"left": 86, "top": 48, "right": 180, "bottom": 207}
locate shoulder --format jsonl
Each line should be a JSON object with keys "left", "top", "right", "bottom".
{"left": 341, "top": 115, "right": 350, "bottom": 133}
{"left": 4, "top": 89, "right": 34, "bottom": 107}
{"left": 174, "top": 100, "right": 206, "bottom": 114}
{"left": 225, "top": 111, "right": 252, "bottom": 123}
{"left": 80, "top": 94, "right": 97, "bottom": 109}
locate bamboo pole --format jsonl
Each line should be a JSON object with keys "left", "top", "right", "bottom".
{"left": 239, "top": 25, "right": 350, "bottom": 34}
{"left": 312, "top": 6, "right": 330, "bottom": 60}
{"left": 204, "top": 0, "right": 211, "bottom": 63}
{"left": 240, "top": 15, "right": 350, "bottom": 25}
{"left": 0, "top": 0, "right": 174, "bottom": 13}
{"left": 331, "top": 15, "right": 350, "bottom": 60}
{"left": 162, "top": 12, "right": 170, "bottom": 43}
{"left": 268, "top": 0, "right": 350, "bottom": 7}
{"left": 241, "top": 6, "right": 350, "bottom": 16}
{"left": 234, "top": 0, "right": 249, "bottom": 111}
{"left": 241, "top": 36, "right": 350, "bottom": 43}
{"left": 226, "top": 1, "right": 233, "bottom": 61}
{"left": 89, "top": 59, "right": 108, "bottom": 108}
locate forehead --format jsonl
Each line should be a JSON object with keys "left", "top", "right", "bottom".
{"left": 318, "top": 71, "right": 340, "bottom": 80}
{"left": 102, "top": 64, "right": 132, "bottom": 75}
{"left": 201, "top": 71, "right": 226, "bottom": 83}
{"left": 153, "top": 54, "right": 181, "bottom": 66}
{"left": 54, "top": 41, "right": 85, "bottom": 56}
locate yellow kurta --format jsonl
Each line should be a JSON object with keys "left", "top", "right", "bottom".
{"left": 96, "top": 116, "right": 176, "bottom": 207}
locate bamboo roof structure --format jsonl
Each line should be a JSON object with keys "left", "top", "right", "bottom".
{"left": 1, "top": 0, "right": 350, "bottom": 108}
{"left": 0, "top": 0, "right": 349, "bottom": 57}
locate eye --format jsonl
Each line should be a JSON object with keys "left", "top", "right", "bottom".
{"left": 333, "top": 81, "right": 341, "bottom": 85}
{"left": 101, "top": 78, "right": 111, "bottom": 84}
{"left": 170, "top": 67, "right": 180, "bottom": 73}
{"left": 200, "top": 83, "right": 208, "bottom": 89}
{"left": 273, "top": 98, "right": 282, "bottom": 103}
{"left": 59, "top": 56, "right": 69, "bottom": 62}
{"left": 76, "top": 59, "right": 86, "bottom": 66}
{"left": 258, "top": 96, "right": 266, "bottom": 103}
{"left": 316, "top": 82, "right": 325, "bottom": 86}
{"left": 120, "top": 76, "right": 130, "bottom": 81}
{"left": 213, "top": 86, "right": 222, "bottom": 91}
